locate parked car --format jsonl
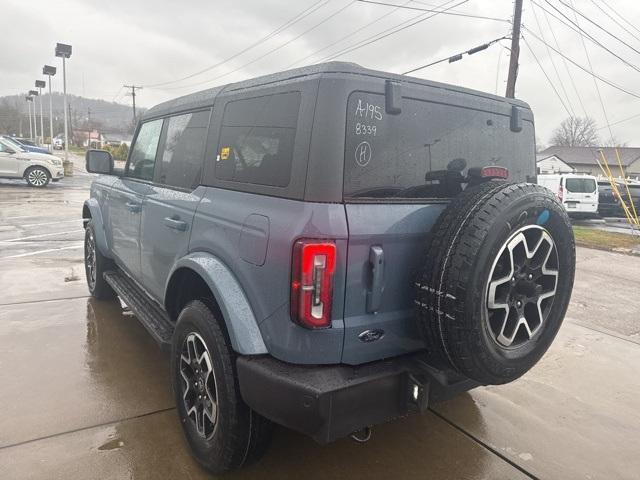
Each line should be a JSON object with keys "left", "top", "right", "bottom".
{"left": 82, "top": 62, "right": 575, "bottom": 474}
{"left": 1, "top": 136, "right": 51, "bottom": 155}
{"left": 0, "top": 137, "right": 64, "bottom": 186}
{"left": 538, "top": 173, "right": 599, "bottom": 218}
{"left": 598, "top": 179, "right": 640, "bottom": 217}
{"left": 53, "top": 138, "right": 65, "bottom": 150}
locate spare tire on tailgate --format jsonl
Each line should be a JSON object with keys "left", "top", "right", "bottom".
{"left": 415, "top": 181, "right": 575, "bottom": 385}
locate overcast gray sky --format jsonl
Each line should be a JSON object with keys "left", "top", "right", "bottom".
{"left": 3, "top": 0, "right": 640, "bottom": 145}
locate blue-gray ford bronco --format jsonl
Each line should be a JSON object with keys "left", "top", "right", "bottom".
{"left": 83, "top": 62, "right": 575, "bottom": 474}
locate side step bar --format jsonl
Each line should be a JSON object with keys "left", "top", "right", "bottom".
{"left": 104, "top": 270, "right": 174, "bottom": 349}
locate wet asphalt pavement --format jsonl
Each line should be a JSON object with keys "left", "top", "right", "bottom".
{"left": 1, "top": 157, "right": 639, "bottom": 479}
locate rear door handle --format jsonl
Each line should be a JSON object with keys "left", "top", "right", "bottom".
{"left": 164, "top": 216, "right": 188, "bottom": 232}
{"left": 125, "top": 201, "right": 141, "bottom": 213}
{"left": 366, "top": 246, "right": 385, "bottom": 313}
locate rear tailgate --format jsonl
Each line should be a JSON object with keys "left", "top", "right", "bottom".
{"left": 564, "top": 177, "right": 598, "bottom": 213}
{"left": 341, "top": 89, "right": 535, "bottom": 364}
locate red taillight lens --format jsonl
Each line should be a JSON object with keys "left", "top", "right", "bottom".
{"left": 291, "top": 240, "right": 336, "bottom": 329}
{"left": 480, "top": 166, "right": 509, "bottom": 179}
{"left": 558, "top": 185, "right": 564, "bottom": 201}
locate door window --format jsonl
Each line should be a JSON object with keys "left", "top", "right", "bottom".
{"left": 127, "top": 119, "right": 163, "bottom": 181}
{"left": 565, "top": 178, "right": 596, "bottom": 193}
{"left": 156, "top": 111, "right": 209, "bottom": 189}
{"left": 215, "top": 92, "right": 300, "bottom": 187}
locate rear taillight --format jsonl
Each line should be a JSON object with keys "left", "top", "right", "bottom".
{"left": 558, "top": 185, "right": 564, "bottom": 201}
{"left": 291, "top": 240, "right": 336, "bottom": 329}
{"left": 480, "top": 166, "right": 509, "bottom": 179}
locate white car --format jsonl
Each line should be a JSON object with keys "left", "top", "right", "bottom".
{"left": 0, "top": 137, "right": 64, "bottom": 187}
{"left": 538, "top": 173, "right": 599, "bottom": 217}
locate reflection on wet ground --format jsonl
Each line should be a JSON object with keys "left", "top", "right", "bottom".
{"left": 2, "top": 158, "right": 640, "bottom": 479}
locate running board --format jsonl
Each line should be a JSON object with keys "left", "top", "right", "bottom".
{"left": 104, "top": 270, "right": 174, "bottom": 349}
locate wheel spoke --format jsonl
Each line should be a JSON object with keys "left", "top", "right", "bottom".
{"left": 486, "top": 225, "right": 559, "bottom": 348}
{"left": 179, "top": 332, "right": 218, "bottom": 440}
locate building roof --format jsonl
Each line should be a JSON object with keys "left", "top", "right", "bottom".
{"left": 540, "top": 146, "right": 640, "bottom": 166}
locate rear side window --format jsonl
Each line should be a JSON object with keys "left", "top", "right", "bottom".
{"left": 127, "top": 119, "right": 163, "bottom": 181}
{"left": 344, "top": 92, "right": 535, "bottom": 199}
{"left": 156, "top": 110, "right": 209, "bottom": 189}
{"left": 565, "top": 178, "right": 596, "bottom": 193}
{"left": 215, "top": 92, "right": 300, "bottom": 188}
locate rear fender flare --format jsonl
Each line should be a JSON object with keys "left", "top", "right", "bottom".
{"left": 82, "top": 198, "right": 110, "bottom": 257}
{"left": 167, "top": 253, "right": 268, "bottom": 355}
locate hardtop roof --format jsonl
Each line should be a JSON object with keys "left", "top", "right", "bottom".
{"left": 142, "top": 61, "right": 530, "bottom": 121}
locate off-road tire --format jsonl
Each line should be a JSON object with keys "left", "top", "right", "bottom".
{"left": 171, "top": 300, "right": 273, "bottom": 474}
{"left": 84, "top": 220, "right": 115, "bottom": 300}
{"left": 415, "top": 181, "right": 575, "bottom": 385}
{"left": 24, "top": 166, "right": 51, "bottom": 187}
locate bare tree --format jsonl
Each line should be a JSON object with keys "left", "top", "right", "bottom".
{"left": 603, "top": 136, "right": 628, "bottom": 148}
{"left": 549, "top": 117, "right": 600, "bottom": 147}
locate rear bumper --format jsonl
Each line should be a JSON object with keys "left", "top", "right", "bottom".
{"left": 237, "top": 354, "right": 477, "bottom": 444}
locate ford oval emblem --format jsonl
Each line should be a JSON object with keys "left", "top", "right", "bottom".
{"left": 358, "top": 329, "right": 385, "bottom": 343}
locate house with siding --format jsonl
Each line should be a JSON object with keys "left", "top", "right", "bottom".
{"left": 538, "top": 146, "right": 640, "bottom": 178}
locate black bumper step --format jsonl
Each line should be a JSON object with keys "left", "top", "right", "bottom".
{"left": 104, "top": 270, "right": 174, "bottom": 348}
{"left": 237, "top": 354, "right": 478, "bottom": 444}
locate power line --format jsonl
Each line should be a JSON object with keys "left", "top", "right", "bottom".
{"left": 595, "top": 111, "right": 640, "bottom": 130}
{"left": 541, "top": 4, "right": 588, "bottom": 117}
{"left": 554, "top": 0, "right": 640, "bottom": 56}
{"left": 589, "top": 0, "right": 640, "bottom": 45}
{"left": 356, "top": 0, "right": 509, "bottom": 22}
{"left": 156, "top": 1, "right": 358, "bottom": 91}
{"left": 142, "top": 0, "right": 330, "bottom": 88}
{"left": 286, "top": 0, "right": 415, "bottom": 68}
{"left": 596, "top": 0, "right": 640, "bottom": 37}
{"left": 530, "top": 2, "right": 575, "bottom": 116}
{"left": 402, "top": 35, "right": 509, "bottom": 74}
{"left": 566, "top": 0, "right": 614, "bottom": 144}
{"left": 531, "top": 0, "right": 640, "bottom": 74}
{"left": 320, "top": 0, "right": 470, "bottom": 62}
{"left": 522, "top": 35, "right": 572, "bottom": 117}
{"left": 522, "top": 26, "right": 640, "bottom": 100}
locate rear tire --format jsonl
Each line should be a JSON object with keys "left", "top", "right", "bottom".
{"left": 415, "top": 181, "right": 575, "bottom": 385}
{"left": 84, "top": 220, "right": 115, "bottom": 300}
{"left": 25, "top": 166, "right": 50, "bottom": 187}
{"left": 171, "top": 300, "right": 273, "bottom": 474}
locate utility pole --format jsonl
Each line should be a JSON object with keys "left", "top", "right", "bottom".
{"left": 68, "top": 104, "right": 74, "bottom": 146}
{"left": 505, "top": 0, "right": 523, "bottom": 98}
{"left": 123, "top": 85, "right": 142, "bottom": 125}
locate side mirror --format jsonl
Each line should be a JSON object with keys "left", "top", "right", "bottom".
{"left": 85, "top": 149, "right": 113, "bottom": 174}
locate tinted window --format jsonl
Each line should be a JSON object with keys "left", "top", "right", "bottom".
{"left": 215, "top": 92, "right": 301, "bottom": 187}
{"left": 156, "top": 111, "right": 209, "bottom": 189}
{"left": 127, "top": 119, "right": 163, "bottom": 181}
{"left": 344, "top": 92, "right": 535, "bottom": 199}
{"left": 565, "top": 178, "right": 596, "bottom": 193}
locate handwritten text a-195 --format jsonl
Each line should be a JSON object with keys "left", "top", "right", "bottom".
{"left": 354, "top": 99, "right": 383, "bottom": 121}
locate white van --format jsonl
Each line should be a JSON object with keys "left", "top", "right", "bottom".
{"left": 538, "top": 173, "right": 598, "bottom": 217}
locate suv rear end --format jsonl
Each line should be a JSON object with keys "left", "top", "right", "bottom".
{"left": 84, "top": 63, "right": 574, "bottom": 473}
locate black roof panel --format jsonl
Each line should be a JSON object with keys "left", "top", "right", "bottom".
{"left": 142, "top": 61, "right": 529, "bottom": 120}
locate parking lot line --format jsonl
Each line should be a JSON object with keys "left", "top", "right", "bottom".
{"left": 0, "top": 243, "right": 83, "bottom": 259}
{"left": 0, "top": 229, "right": 84, "bottom": 243}
{"left": 10, "top": 219, "right": 81, "bottom": 228}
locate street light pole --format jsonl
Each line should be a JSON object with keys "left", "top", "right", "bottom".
{"left": 35, "top": 80, "right": 46, "bottom": 147}
{"left": 26, "top": 97, "right": 33, "bottom": 140}
{"left": 55, "top": 43, "right": 73, "bottom": 175}
{"left": 43, "top": 65, "right": 57, "bottom": 153}
{"left": 29, "top": 90, "right": 39, "bottom": 143}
